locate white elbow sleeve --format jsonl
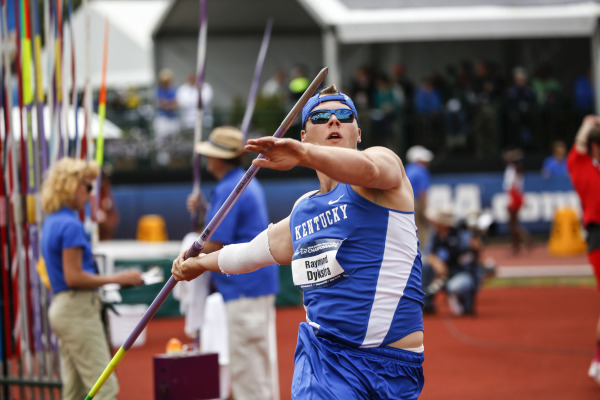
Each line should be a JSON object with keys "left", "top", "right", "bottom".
{"left": 218, "top": 225, "right": 277, "bottom": 275}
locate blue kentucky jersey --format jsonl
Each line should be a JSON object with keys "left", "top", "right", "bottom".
{"left": 289, "top": 183, "right": 424, "bottom": 348}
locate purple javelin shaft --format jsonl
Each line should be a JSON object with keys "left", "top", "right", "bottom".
{"left": 240, "top": 18, "right": 273, "bottom": 140}
{"left": 121, "top": 67, "right": 328, "bottom": 351}
{"left": 191, "top": 0, "right": 207, "bottom": 194}
{"left": 190, "top": 0, "right": 208, "bottom": 230}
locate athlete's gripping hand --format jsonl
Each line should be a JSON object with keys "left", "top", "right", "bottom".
{"left": 172, "top": 251, "right": 207, "bottom": 282}
{"left": 246, "top": 137, "right": 307, "bottom": 171}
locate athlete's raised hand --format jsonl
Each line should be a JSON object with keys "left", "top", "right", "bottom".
{"left": 246, "top": 137, "right": 307, "bottom": 171}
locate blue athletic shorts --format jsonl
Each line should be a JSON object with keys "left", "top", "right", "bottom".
{"left": 292, "top": 323, "right": 425, "bottom": 399}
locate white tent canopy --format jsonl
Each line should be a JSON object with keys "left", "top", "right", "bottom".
{"left": 71, "top": 0, "right": 169, "bottom": 90}
{"left": 297, "top": 0, "right": 600, "bottom": 43}
{"left": 153, "top": 0, "right": 600, "bottom": 110}
{"left": 294, "top": 0, "right": 600, "bottom": 112}
{"left": 9, "top": 107, "right": 122, "bottom": 140}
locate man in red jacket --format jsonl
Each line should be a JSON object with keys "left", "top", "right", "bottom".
{"left": 567, "top": 115, "right": 600, "bottom": 386}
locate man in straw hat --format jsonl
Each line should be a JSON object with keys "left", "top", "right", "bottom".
{"left": 186, "top": 126, "right": 280, "bottom": 400}
{"left": 173, "top": 84, "right": 425, "bottom": 399}
{"left": 421, "top": 206, "right": 481, "bottom": 316}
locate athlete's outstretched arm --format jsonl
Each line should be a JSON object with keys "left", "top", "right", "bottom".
{"left": 172, "top": 217, "right": 294, "bottom": 282}
{"left": 246, "top": 137, "right": 403, "bottom": 190}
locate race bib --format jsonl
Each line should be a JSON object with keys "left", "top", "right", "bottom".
{"left": 292, "top": 238, "right": 346, "bottom": 291}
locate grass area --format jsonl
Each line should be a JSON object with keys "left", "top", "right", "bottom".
{"left": 484, "top": 276, "right": 596, "bottom": 288}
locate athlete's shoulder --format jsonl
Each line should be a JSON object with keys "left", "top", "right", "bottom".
{"left": 292, "top": 190, "right": 319, "bottom": 210}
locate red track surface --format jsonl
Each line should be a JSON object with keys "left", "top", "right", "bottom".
{"left": 115, "top": 244, "right": 600, "bottom": 399}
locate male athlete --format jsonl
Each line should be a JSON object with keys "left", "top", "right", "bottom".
{"left": 173, "top": 84, "right": 425, "bottom": 399}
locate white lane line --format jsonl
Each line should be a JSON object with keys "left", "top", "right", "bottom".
{"left": 496, "top": 265, "right": 593, "bottom": 278}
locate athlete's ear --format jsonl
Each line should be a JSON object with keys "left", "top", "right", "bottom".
{"left": 357, "top": 128, "right": 362, "bottom": 143}
{"left": 301, "top": 130, "right": 307, "bottom": 142}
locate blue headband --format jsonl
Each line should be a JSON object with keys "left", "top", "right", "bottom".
{"left": 301, "top": 89, "right": 358, "bottom": 129}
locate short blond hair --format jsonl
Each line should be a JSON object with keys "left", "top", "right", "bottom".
{"left": 158, "top": 68, "right": 173, "bottom": 84}
{"left": 319, "top": 84, "right": 339, "bottom": 96}
{"left": 41, "top": 158, "right": 100, "bottom": 214}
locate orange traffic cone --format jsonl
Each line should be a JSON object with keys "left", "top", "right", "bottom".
{"left": 136, "top": 214, "right": 168, "bottom": 242}
{"left": 166, "top": 337, "right": 183, "bottom": 354}
{"left": 548, "top": 207, "right": 586, "bottom": 256}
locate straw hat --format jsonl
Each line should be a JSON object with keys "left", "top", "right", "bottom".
{"left": 194, "top": 126, "right": 245, "bottom": 159}
{"left": 425, "top": 206, "right": 455, "bottom": 227}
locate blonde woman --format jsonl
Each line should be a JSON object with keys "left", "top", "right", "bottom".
{"left": 41, "top": 158, "right": 143, "bottom": 400}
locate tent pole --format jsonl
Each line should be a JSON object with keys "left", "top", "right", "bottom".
{"left": 323, "top": 27, "right": 339, "bottom": 87}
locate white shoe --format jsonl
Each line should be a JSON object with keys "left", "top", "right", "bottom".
{"left": 588, "top": 360, "right": 600, "bottom": 385}
{"left": 447, "top": 294, "right": 463, "bottom": 316}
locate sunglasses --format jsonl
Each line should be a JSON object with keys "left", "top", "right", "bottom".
{"left": 308, "top": 108, "right": 356, "bottom": 125}
{"left": 82, "top": 182, "right": 93, "bottom": 193}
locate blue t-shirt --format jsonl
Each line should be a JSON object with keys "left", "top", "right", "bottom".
{"left": 155, "top": 86, "right": 177, "bottom": 119}
{"left": 41, "top": 207, "right": 96, "bottom": 293}
{"left": 414, "top": 88, "right": 442, "bottom": 115}
{"left": 574, "top": 75, "right": 594, "bottom": 111}
{"left": 405, "top": 162, "right": 431, "bottom": 198}
{"left": 541, "top": 156, "right": 568, "bottom": 177}
{"left": 207, "top": 167, "right": 279, "bottom": 302}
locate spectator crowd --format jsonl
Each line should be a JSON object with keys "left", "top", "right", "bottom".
{"left": 102, "top": 60, "right": 594, "bottom": 173}
{"left": 345, "top": 61, "right": 593, "bottom": 162}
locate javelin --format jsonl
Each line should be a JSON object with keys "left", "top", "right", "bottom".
{"left": 190, "top": 0, "right": 208, "bottom": 231}
{"left": 84, "top": 67, "right": 328, "bottom": 399}
{"left": 95, "top": 18, "right": 109, "bottom": 168}
{"left": 240, "top": 18, "right": 273, "bottom": 140}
